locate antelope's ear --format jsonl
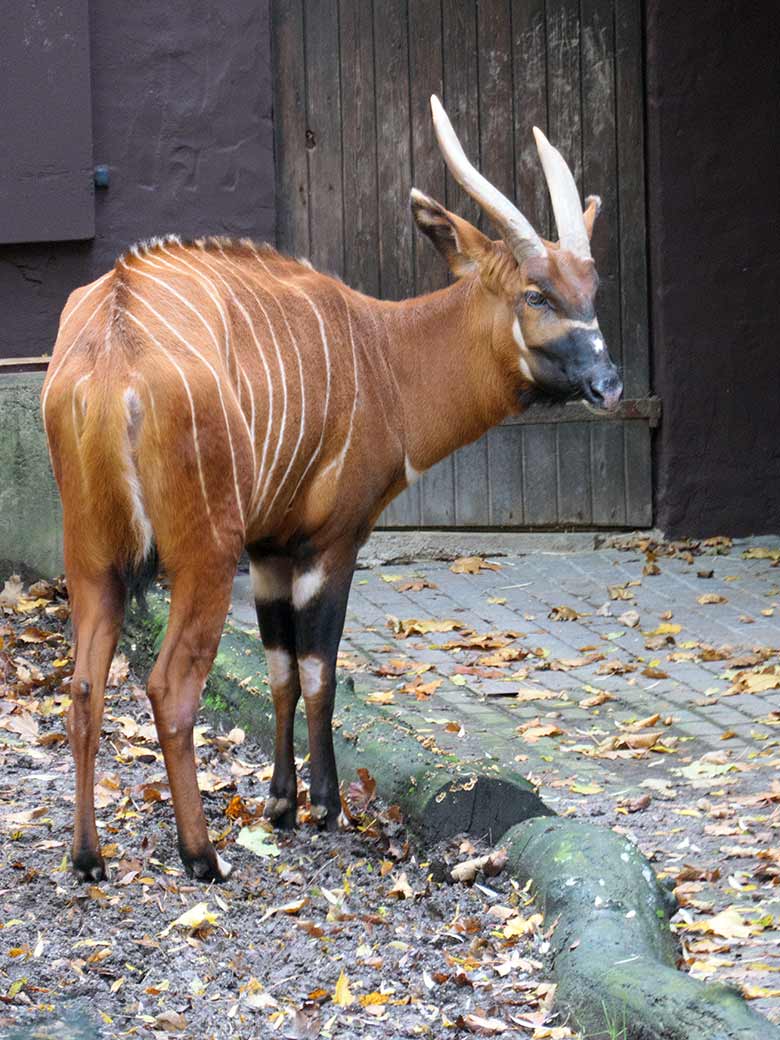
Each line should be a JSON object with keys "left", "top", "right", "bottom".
{"left": 583, "top": 194, "right": 602, "bottom": 241}
{"left": 410, "top": 189, "right": 492, "bottom": 278}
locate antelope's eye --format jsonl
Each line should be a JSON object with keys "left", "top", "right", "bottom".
{"left": 525, "top": 290, "right": 547, "bottom": 308}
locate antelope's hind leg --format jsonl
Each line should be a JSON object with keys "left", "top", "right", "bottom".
{"left": 251, "top": 555, "right": 300, "bottom": 830}
{"left": 147, "top": 562, "right": 236, "bottom": 881}
{"left": 67, "top": 568, "right": 126, "bottom": 881}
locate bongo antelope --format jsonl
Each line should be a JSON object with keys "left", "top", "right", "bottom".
{"left": 42, "top": 97, "right": 621, "bottom": 883}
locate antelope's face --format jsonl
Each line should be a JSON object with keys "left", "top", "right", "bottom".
{"left": 514, "top": 248, "right": 622, "bottom": 410}
{"left": 412, "top": 96, "right": 623, "bottom": 413}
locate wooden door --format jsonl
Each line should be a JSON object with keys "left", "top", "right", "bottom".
{"left": 272, "top": 0, "right": 655, "bottom": 528}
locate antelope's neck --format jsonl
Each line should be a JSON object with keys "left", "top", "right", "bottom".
{"left": 377, "top": 277, "right": 512, "bottom": 474}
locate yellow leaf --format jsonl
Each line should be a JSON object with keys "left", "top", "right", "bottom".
{"left": 684, "top": 907, "right": 756, "bottom": 939}
{"left": 389, "top": 617, "right": 463, "bottom": 638}
{"left": 162, "top": 901, "right": 219, "bottom": 936}
{"left": 360, "top": 991, "right": 390, "bottom": 1006}
{"left": 570, "top": 782, "right": 603, "bottom": 795}
{"left": 366, "top": 690, "right": 394, "bottom": 705}
{"left": 503, "top": 913, "right": 542, "bottom": 938}
{"left": 697, "top": 593, "right": 727, "bottom": 605}
{"left": 333, "top": 970, "right": 355, "bottom": 1007}
{"left": 645, "top": 622, "right": 681, "bottom": 636}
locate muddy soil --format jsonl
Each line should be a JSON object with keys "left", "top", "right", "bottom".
{"left": 0, "top": 581, "right": 565, "bottom": 1040}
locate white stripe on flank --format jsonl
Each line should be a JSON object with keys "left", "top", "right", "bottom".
{"left": 70, "top": 372, "right": 91, "bottom": 478}
{"left": 140, "top": 253, "right": 260, "bottom": 480}
{"left": 123, "top": 267, "right": 246, "bottom": 530}
{"left": 137, "top": 375, "right": 162, "bottom": 441}
{"left": 248, "top": 252, "right": 309, "bottom": 518}
{"left": 140, "top": 251, "right": 260, "bottom": 478}
{"left": 207, "top": 247, "right": 289, "bottom": 518}
{"left": 123, "top": 386, "right": 154, "bottom": 561}
{"left": 218, "top": 248, "right": 307, "bottom": 519}
{"left": 252, "top": 249, "right": 330, "bottom": 514}
{"left": 58, "top": 271, "right": 112, "bottom": 332}
{"left": 195, "top": 247, "right": 278, "bottom": 517}
{"left": 158, "top": 245, "right": 233, "bottom": 375}
{"left": 171, "top": 247, "right": 264, "bottom": 493}
{"left": 42, "top": 292, "right": 112, "bottom": 440}
{"left": 312, "top": 291, "right": 360, "bottom": 487}
{"left": 124, "top": 309, "right": 223, "bottom": 546}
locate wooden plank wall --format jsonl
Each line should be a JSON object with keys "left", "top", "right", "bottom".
{"left": 272, "top": 0, "right": 652, "bottom": 528}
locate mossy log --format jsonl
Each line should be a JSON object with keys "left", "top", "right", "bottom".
{"left": 125, "top": 596, "right": 551, "bottom": 842}
{"left": 504, "top": 817, "right": 779, "bottom": 1040}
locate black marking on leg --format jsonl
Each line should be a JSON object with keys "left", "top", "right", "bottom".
{"left": 72, "top": 846, "right": 106, "bottom": 883}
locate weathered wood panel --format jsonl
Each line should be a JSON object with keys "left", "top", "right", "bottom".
{"left": 272, "top": 0, "right": 653, "bottom": 529}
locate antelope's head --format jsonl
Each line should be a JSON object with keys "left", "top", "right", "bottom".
{"left": 412, "top": 96, "right": 622, "bottom": 413}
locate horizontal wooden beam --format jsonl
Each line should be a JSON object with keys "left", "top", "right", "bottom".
{"left": 0, "top": 356, "right": 51, "bottom": 369}
{"left": 503, "top": 397, "right": 661, "bottom": 428}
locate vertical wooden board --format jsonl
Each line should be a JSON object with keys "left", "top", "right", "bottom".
{"left": 373, "top": 0, "right": 414, "bottom": 301}
{"left": 522, "top": 426, "right": 558, "bottom": 525}
{"left": 304, "top": 0, "right": 344, "bottom": 276}
{"left": 339, "top": 0, "right": 379, "bottom": 296}
{"left": 272, "top": 0, "right": 309, "bottom": 257}
{"left": 440, "top": 0, "right": 480, "bottom": 229}
{"left": 624, "top": 423, "right": 653, "bottom": 526}
{"left": 408, "top": 0, "right": 447, "bottom": 296}
{"left": 580, "top": 0, "right": 621, "bottom": 372}
{"left": 590, "top": 422, "right": 627, "bottom": 526}
{"left": 556, "top": 423, "right": 593, "bottom": 525}
{"left": 454, "top": 438, "right": 490, "bottom": 525}
{"left": 382, "top": 483, "right": 421, "bottom": 527}
{"left": 420, "top": 456, "right": 456, "bottom": 526}
{"left": 615, "top": 0, "right": 650, "bottom": 398}
{"left": 511, "top": 0, "right": 549, "bottom": 234}
{"left": 545, "top": 0, "right": 583, "bottom": 528}
{"left": 476, "top": 0, "right": 514, "bottom": 237}
{"left": 545, "top": 0, "right": 583, "bottom": 198}
{"left": 487, "top": 426, "right": 525, "bottom": 526}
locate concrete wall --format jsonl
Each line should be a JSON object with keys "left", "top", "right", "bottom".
{"left": 0, "top": 374, "right": 62, "bottom": 578}
{"left": 646, "top": 1, "right": 780, "bottom": 537}
{"left": 0, "top": 1, "right": 273, "bottom": 360}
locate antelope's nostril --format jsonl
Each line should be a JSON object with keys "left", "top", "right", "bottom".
{"left": 586, "top": 370, "right": 623, "bottom": 411}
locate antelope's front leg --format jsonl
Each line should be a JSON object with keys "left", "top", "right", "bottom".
{"left": 293, "top": 547, "right": 357, "bottom": 830}
{"left": 251, "top": 556, "right": 300, "bottom": 830}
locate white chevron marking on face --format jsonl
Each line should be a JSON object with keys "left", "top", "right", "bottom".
{"left": 511, "top": 316, "right": 535, "bottom": 383}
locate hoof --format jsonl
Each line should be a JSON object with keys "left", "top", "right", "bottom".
{"left": 265, "top": 795, "right": 296, "bottom": 830}
{"left": 182, "top": 848, "right": 233, "bottom": 883}
{"left": 310, "top": 803, "right": 341, "bottom": 832}
{"left": 73, "top": 849, "right": 106, "bottom": 883}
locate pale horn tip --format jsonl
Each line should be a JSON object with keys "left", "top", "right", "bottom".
{"left": 532, "top": 125, "right": 551, "bottom": 151}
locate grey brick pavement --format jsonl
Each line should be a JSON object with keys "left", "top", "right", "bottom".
{"left": 230, "top": 537, "right": 779, "bottom": 804}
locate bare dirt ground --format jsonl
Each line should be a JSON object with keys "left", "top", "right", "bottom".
{"left": 0, "top": 576, "right": 568, "bottom": 1040}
